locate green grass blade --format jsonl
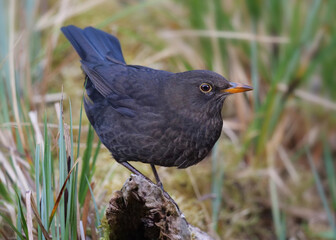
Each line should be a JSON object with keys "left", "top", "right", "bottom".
{"left": 0, "top": 212, "right": 26, "bottom": 240}
{"left": 34, "top": 144, "right": 41, "bottom": 239}
{"left": 89, "top": 140, "right": 101, "bottom": 179}
{"left": 323, "top": 141, "right": 336, "bottom": 211}
{"left": 85, "top": 176, "right": 101, "bottom": 236}
{"left": 65, "top": 99, "right": 78, "bottom": 239}
{"left": 0, "top": 79, "right": 10, "bottom": 125}
{"left": 0, "top": 180, "right": 12, "bottom": 202}
{"left": 211, "top": 142, "right": 224, "bottom": 231}
{"left": 250, "top": 21, "right": 260, "bottom": 109}
{"left": 41, "top": 114, "right": 50, "bottom": 236}
{"left": 76, "top": 87, "right": 86, "bottom": 159}
{"left": 269, "top": 179, "right": 286, "bottom": 240}
{"left": 15, "top": 192, "right": 29, "bottom": 239}
{"left": 78, "top": 124, "right": 94, "bottom": 205}
{"left": 306, "top": 148, "right": 336, "bottom": 238}
{"left": 57, "top": 102, "right": 67, "bottom": 239}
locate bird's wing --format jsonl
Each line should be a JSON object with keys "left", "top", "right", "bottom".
{"left": 81, "top": 61, "right": 127, "bottom": 98}
{"left": 82, "top": 61, "right": 173, "bottom": 117}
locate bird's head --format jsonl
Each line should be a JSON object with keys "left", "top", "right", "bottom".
{"left": 163, "top": 70, "right": 252, "bottom": 119}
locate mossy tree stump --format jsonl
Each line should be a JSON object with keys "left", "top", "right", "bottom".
{"left": 106, "top": 174, "right": 214, "bottom": 240}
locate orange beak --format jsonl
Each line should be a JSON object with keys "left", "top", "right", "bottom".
{"left": 221, "top": 82, "right": 253, "bottom": 94}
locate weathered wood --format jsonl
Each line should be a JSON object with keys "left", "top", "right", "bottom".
{"left": 106, "top": 174, "right": 214, "bottom": 240}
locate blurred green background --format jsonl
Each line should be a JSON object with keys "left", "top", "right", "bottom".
{"left": 0, "top": 0, "right": 336, "bottom": 239}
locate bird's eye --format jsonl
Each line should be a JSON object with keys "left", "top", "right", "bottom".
{"left": 199, "top": 83, "right": 213, "bottom": 93}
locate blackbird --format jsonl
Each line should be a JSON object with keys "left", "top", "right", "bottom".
{"left": 61, "top": 25, "right": 252, "bottom": 186}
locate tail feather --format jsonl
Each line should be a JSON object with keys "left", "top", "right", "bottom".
{"left": 61, "top": 25, "right": 125, "bottom": 64}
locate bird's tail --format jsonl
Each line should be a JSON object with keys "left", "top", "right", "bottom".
{"left": 61, "top": 25, "right": 125, "bottom": 64}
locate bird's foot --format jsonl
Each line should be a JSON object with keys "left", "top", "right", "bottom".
{"left": 157, "top": 181, "right": 164, "bottom": 191}
{"left": 120, "top": 161, "right": 152, "bottom": 182}
{"left": 120, "top": 162, "right": 180, "bottom": 212}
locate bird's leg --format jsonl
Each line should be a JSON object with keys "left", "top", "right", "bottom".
{"left": 122, "top": 162, "right": 180, "bottom": 212}
{"left": 150, "top": 164, "right": 164, "bottom": 191}
{"left": 150, "top": 164, "right": 181, "bottom": 211}
{"left": 120, "top": 162, "right": 153, "bottom": 183}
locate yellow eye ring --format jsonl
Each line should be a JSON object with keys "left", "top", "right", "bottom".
{"left": 199, "top": 83, "right": 212, "bottom": 93}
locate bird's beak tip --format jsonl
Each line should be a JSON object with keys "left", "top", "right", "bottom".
{"left": 221, "top": 82, "right": 253, "bottom": 94}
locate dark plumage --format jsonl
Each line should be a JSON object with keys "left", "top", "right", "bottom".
{"left": 61, "top": 25, "right": 252, "bottom": 179}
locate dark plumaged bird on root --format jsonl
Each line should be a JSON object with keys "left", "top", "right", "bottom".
{"left": 61, "top": 25, "right": 252, "bottom": 189}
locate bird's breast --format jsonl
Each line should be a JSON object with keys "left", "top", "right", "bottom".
{"left": 154, "top": 111, "right": 223, "bottom": 168}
